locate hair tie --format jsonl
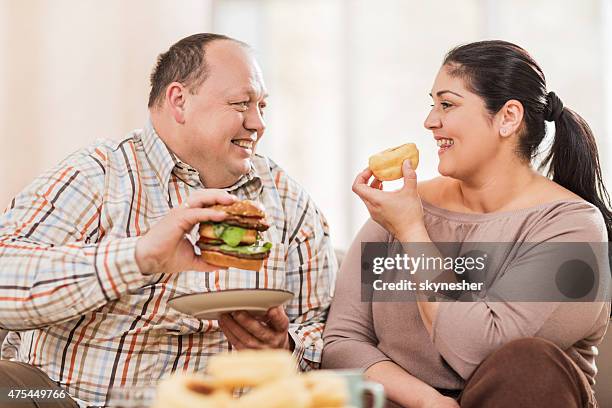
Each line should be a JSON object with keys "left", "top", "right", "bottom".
{"left": 544, "top": 91, "right": 564, "bottom": 122}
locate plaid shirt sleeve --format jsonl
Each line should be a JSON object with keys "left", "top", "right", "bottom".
{"left": 0, "top": 153, "right": 147, "bottom": 331}
{"left": 284, "top": 194, "right": 337, "bottom": 371}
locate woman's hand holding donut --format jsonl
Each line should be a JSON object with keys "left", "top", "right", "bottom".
{"left": 353, "top": 160, "right": 428, "bottom": 242}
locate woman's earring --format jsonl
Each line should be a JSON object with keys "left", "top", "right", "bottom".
{"left": 501, "top": 129, "right": 507, "bottom": 136}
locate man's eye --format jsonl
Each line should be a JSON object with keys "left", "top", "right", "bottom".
{"left": 233, "top": 102, "right": 249, "bottom": 111}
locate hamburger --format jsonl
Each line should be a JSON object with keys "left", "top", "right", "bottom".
{"left": 198, "top": 199, "right": 272, "bottom": 271}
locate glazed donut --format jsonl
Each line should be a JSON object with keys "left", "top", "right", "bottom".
{"left": 152, "top": 374, "right": 233, "bottom": 408}
{"left": 232, "top": 377, "right": 312, "bottom": 408}
{"left": 368, "top": 143, "right": 419, "bottom": 181}
{"left": 206, "top": 349, "right": 297, "bottom": 388}
{"left": 302, "top": 371, "right": 349, "bottom": 408}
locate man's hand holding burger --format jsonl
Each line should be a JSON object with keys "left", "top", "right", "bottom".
{"left": 135, "top": 189, "right": 287, "bottom": 350}
{"left": 135, "top": 190, "right": 236, "bottom": 275}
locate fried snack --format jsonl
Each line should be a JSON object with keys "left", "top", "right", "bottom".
{"left": 154, "top": 351, "right": 364, "bottom": 408}
{"left": 368, "top": 143, "right": 419, "bottom": 181}
{"left": 152, "top": 374, "right": 233, "bottom": 408}
{"left": 206, "top": 349, "right": 297, "bottom": 388}
{"left": 232, "top": 377, "right": 312, "bottom": 408}
{"left": 302, "top": 371, "right": 349, "bottom": 408}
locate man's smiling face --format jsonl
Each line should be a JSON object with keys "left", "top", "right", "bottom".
{"left": 181, "top": 40, "right": 268, "bottom": 188}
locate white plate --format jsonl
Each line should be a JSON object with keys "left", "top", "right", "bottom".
{"left": 168, "top": 289, "right": 294, "bottom": 320}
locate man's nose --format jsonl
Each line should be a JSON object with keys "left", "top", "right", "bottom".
{"left": 245, "top": 108, "right": 266, "bottom": 136}
{"left": 424, "top": 109, "right": 441, "bottom": 130}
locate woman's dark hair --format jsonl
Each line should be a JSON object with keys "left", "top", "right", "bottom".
{"left": 443, "top": 40, "right": 612, "bottom": 241}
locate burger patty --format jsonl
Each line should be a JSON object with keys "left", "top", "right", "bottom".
{"left": 222, "top": 215, "right": 270, "bottom": 231}
{"left": 198, "top": 237, "right": 223, "bottom": 244}
{"left": 197, "top": 243, "right": 270, "bottom": 260}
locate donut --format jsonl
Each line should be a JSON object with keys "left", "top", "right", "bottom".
{"left": 302, "top": 371, "right": 349, "bottom": 407}
{"left": 232, "top": 377, "right": 311, "bottom": 408}
{"left": 153, "top": 350, "right": 367, "bottom": 407}
{"left": 151, "top": 374, "right": 233, "bottom": 408}
{"left": 206, "top": 349, "right": 297, "bottom": 388}
{"left": 368, "top": 143, "right": 419, "bottom": 181}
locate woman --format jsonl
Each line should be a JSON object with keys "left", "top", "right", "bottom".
{"left": 322, "top": 40, "right": 611, "bottom": 408}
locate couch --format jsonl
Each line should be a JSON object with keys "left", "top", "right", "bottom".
{"left": 593, "top": 323, "right": 612, "bottom": 405}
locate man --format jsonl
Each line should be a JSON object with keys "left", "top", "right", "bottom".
{"left": 0, "top": 33, "right": 336, "bottom": 407}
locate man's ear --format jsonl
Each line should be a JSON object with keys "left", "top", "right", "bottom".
{"left": 166, "top": 82, "right": 186, "bottom": 124}
{"left": 497, "top": 99, "right": 524, "bottom": 137}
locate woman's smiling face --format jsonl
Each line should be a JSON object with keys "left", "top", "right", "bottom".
{"left": 424, "top": 65, "right": 502, "bottom": 179}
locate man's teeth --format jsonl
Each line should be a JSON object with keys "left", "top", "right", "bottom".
{"left": 436, "top": 138, "right": 454, "bottom": 147}
{"left": 232, "top": 140, "right": 253, "bottom": 149}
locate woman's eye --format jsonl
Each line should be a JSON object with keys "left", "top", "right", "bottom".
{"left": 430, "top": 102, "right": 452, "bottom": 110}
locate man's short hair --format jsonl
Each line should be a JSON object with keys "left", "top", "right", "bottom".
{"left": 148, "top": 33, "right": 245, "bottom": 108}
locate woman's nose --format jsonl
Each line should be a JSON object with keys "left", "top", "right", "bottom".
{"left": 424, "top": 110, "right": 441, "bottom": 130}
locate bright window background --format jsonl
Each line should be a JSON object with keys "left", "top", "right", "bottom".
{"left": 1, "top": 0, "right": 610, "bottom": 249}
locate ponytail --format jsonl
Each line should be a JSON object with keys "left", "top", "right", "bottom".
{"left": 443, "top": 41, "right": 612, "bottom": 240}
{"left": 538, "top": 98, "right": 612, "bottom": 241}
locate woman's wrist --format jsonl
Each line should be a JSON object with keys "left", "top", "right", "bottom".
{"left": 395, "top": 224, "right": 429, "bottom": 242}
{"left": 414, "top": 389, "right": 448, "bottom": 408}
{"left": 365, "top": 360, "right": 445, "bottom": 408}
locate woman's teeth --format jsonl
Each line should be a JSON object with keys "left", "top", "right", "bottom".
{"left": 232, "top": 140, "right": 253, "bottom": 149}
{"left": 436, "top": 138, "right": 454, "bottom": 147}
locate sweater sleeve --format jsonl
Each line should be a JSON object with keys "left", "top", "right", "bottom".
{"left": 432, "top": 202, "right": 611, "bottom": 380}
{"left": 322, "top": 219, "right": 393, "bottom": 370}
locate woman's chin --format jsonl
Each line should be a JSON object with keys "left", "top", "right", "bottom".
{"left": 437, "top": 163, "right": 453, "bottom": 177}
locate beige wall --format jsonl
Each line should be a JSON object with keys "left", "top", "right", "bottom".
{"left": 0, "top": 0, "right": 213, "bottom": 203}
{"left": 215, "top": 0, "right": 611, "bottom": 245}
{"left": 1, "top": 0, "right": 609, "bottom": 247}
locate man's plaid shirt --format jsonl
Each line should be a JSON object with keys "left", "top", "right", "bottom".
{"left": 0, "top": 120, "right": 336, "bottom": 407}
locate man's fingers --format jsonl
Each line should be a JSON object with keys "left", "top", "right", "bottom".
{"left": 218, "top": 313, "right": 265, "bottom": 348}
{"left": 169, "top": 207, "right": 226, "bottom": 235}
{"left": 179, "top": 208, "right": 227, "bottom": 228}
{"left": 185, "top": 189, "right": 237, "bottom": 208}
{"left": 219, "top": 319, "right": 247, "bottom": 350}
{"left": 231, "top": 311, "right": 275, "bottom": 343}
{"left": 188, "top": 254, "right": 228, "bottom": 272}
{"left": 265, "top": 306, "right": 289, "bottom": 333}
